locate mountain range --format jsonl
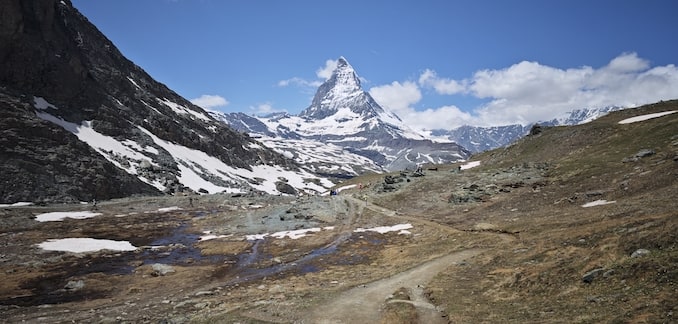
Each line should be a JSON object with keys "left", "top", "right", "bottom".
{"left": 427, "top": 105, "right": 627, "bottom": 153}
{"left": 0, "top": 0, "right": 331, "bottom": 203}
{"left": 0, "top": 0, "right": 634, "bottom": 204}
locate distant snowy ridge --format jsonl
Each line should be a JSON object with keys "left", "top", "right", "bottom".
{"left": 430, "top": 105, "right": 629, "bottom": 153}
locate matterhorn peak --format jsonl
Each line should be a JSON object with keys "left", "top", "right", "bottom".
{"left": 300, "top": 56, "right": 382, "bottom": 120}
{"left": 330, "top": 56, "right": 361, "bottom": 91}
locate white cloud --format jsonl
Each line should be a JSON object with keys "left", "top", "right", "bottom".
{"left": 249, "top": 102, "right": 285, "bottom": 116}
{"left": 190, "top": 94, "right": 229, "bottom": 109}
{"left": 373, "top": 52, "right": 678, "bottom": 129}
{"left": 369, "top": 81, "right": 421, "bottom": 115}
{"left": 370, "top": 81, "right": 475, "bottom": 130}
{"left": 279, "top": 58, "right": 339, "bottom": 89}
{"left": 277, "top": 77, "right": 322, "bottom": 88}
{"left": 316, "top": 59, "right": 338, "bottom": 80}
{"left": 418, "top": 69, "right": 466, "bottom": 95}
{"left": 469, "top": 52, "right": 678, "bottom": 125}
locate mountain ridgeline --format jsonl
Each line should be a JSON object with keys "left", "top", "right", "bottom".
{"left": 0, "top": 0, "right": 324, "bottom": 203}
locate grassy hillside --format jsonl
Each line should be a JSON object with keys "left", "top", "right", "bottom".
{"left": 367, "top": 100, "right": 677, "bottom": 322}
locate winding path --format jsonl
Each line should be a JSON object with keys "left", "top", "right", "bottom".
{"left": 302, "top": 249, "right": 481, "bottom": 323}
{"left": 299, "top": 195, "right": 482, "bottom": 323}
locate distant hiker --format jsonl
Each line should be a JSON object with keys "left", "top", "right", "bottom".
{"left": 189, "top": 197, "right": 193, "bottom": 207}
{"left": 92, "top": 198, "right": 98, "bottom": 211}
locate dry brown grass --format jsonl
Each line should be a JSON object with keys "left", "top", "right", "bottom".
{"left": 369, "top": 100, "right": 678, "bottom": 322}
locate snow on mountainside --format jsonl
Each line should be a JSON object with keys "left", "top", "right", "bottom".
{"left": 0, "top": 0, "right": 332, "bottom": 203}
{"left": 213, "top": 57, "right": 470, "bottom": 174}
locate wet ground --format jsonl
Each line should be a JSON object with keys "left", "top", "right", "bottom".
{"left": 0, "top": 190, "right": 459, "bottom": 323}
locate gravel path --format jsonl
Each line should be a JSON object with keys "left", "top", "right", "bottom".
{"left": 302, "top": 248, "right": 481, "bottom": 323}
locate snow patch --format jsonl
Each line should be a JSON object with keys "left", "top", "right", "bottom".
{"left": 354, "top": 223, "right": 413, "bottom": 234}
{"left": 35, "top": 211, "right": 102, "bottom": 222}
{"left": 157, "top": 98, "right": 211, "bottom": 121}
{"left": 460, "top": 161, "right": 481, "bottom": 170}
{"left": 37, "top": 238, "right": 137, "bottom": 253}
{"left": 157, "top": 206, "right": 182, "bottom": 213}
{"left": 582, "top": 200, "right": 616, "bottom": 208}
{"left": 271, "top": 228, "right": 322, "bottom": 239}
{"left": 618, "top": 111, "right": 677, "bottom": 124}
{"left": 33, "top": 96, "right": 58, "bottom": 110}
{"left": 0, "top": 202, "right": 33, "bottom": 207}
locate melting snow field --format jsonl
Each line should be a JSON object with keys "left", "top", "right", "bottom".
{"left": 461, "top": 161, "right": 481, "bottom": 170}
{"left": 243, "top": 224, "right": 414, "bottom": 241}
{"left": 354, "top": 223, "right": 413, "bottom": 234}
{"left": 37, "top": 238, "right": 137, "bottom": 253}
{"left": 156, "top": 206, "right": 182, "bottom": 213}
{"left": 0, "top": 202, "right": 33, "bottom": 207}
{"left": 618, "top": 111, "right": 677, "bottom": 124}
{"left": 35, "top": 211, "right": 102, "bottom": 222}
{"left": 582, "top": 200, "right": 616, "bottom": 208}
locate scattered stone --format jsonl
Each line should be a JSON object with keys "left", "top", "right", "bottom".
{"left": 275, "top": 181, "right": 297, "bottom": 195}
{"left": 151, "top": 263, "right": 175, "bottom": 276}
{"left": 582, "top": 268, "right": 605, "bottom": 283}
{"left": 635, "top": 149, "right": 655, "bottom": 158}
{"left": 631, "top": 249, "right": 650, "bottom": 258}
{"left": 623, "top": 149, "right": 656, "bottom": 162}
{"left": 64, "top": 280, "right": 85, "bottom": 291}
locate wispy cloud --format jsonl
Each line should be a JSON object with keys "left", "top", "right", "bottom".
{"left": 369, "top": 81, "right": 475, "bottom": 130}
{"left": 418, "top": 69, "right": 467, "bottom": 95}
{"left": 371, "top": 52, "right": 678, "bottom": 130}
{"left": 278, "top": 58, "right": 339, "bottom": 89}
{"left": 277, "top": 77, "right": 322, "bottom": 88}
{"left": 249, "top": 102, "right": 285, "bottom": 116}
{"left": 316, "top": 59, "right": 338, "bottom": 80}
{"left": 190, "top": 94, "right": 229, "bottom": 109}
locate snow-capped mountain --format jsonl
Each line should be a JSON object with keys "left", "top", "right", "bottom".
{"left": 0, "top": 0, "right": 332, "bottom": 203}
{"left": 543, "top": 105, "right": 626, "bottom": 126}
{"left": 431, "top": 106, "right": 629, "bottom": 153}
{"left": 213, "top": 57, "right": 470, "bottom": 174}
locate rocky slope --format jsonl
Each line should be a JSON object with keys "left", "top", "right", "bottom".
{"left": 0, "top": 0, "right": 330, "bottom": 203}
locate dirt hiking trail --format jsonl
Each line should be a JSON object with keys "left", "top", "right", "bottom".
{"left": 302, "top": 248, "right": 481, "bottom": 323}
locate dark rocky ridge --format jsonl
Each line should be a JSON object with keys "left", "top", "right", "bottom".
{"left": 0, "top": 0, "right": 297, "bottom": 203}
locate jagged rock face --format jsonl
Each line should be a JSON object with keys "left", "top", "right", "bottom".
{"left": 0, "top": 92, "right": 160, "bottom": 203}
{"left": 300, "top": 57, "right": 386, "bottom": 121}
{"left": 0, "top": 0, "right": 311, "bottom": 203}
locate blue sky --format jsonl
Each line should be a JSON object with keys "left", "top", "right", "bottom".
{"left": 71, "top": 0, "right": 678, "bottom": 129}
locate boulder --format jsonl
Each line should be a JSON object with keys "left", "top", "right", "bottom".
{"left": 582, "top": 268, "right": 605, "bottom": 283}
{"left": 631, "top": 249, "right": 650, "bottom": 258}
